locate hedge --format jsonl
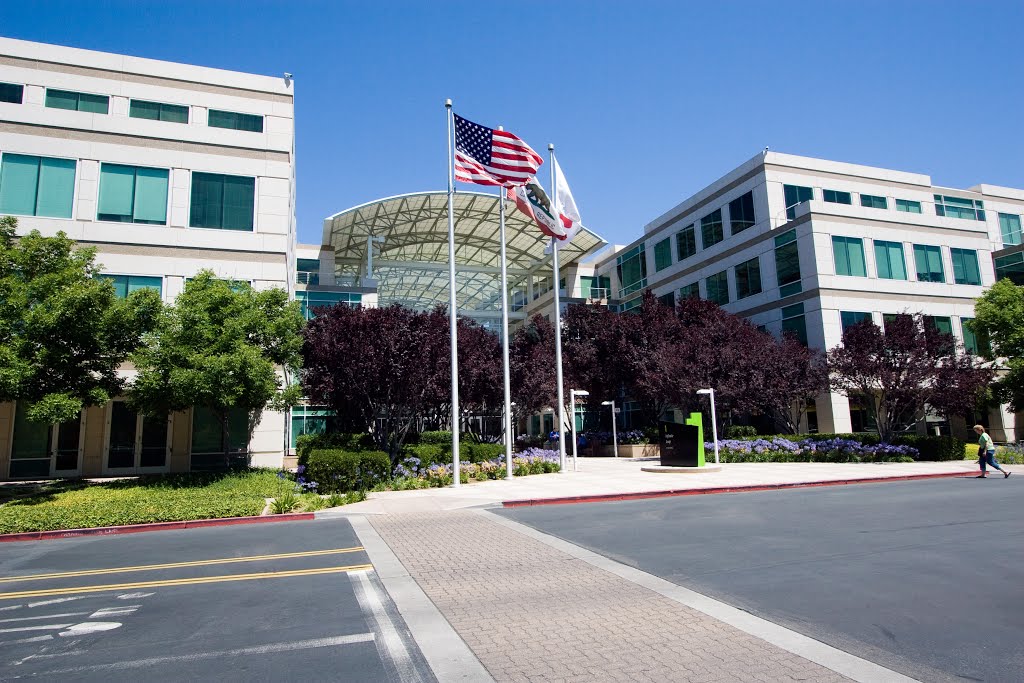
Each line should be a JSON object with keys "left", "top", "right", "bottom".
{"left": 890, "top": 435, "right": 964, "bottom": 461}
{"left": 401, "top": 443, "right": 445, "bottom": 469}
{"left": 296, "top": 432, "right": 375, "bottom": 465}
{"left": 304, "top": 449, "right": 391, "bottom": 493}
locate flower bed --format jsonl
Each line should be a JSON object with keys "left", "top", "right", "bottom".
{"left": 711, "top": 437, "right": 918, "bottom": 463}
{"left": 395, "top": 447, "right": 561, "bottom": 486}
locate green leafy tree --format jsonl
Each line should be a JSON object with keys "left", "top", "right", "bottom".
{"left": 972, "top": 278, "right": 1024, "bottom": 410}
{"left": 129, "top": 271, "right": 304, "bottom": 468}
{"left": 0, "top": 216, "right": 161, "bottom": 424}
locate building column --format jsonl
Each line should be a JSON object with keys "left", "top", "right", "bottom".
{"left": 815, "top": 392, "right": 853, "bottom": 433}
{"left": 988, "top": 402, "right": 1017, "bottom": 443}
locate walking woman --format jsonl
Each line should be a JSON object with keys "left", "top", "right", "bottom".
{"left": 974, "top": 425, "right": 1010, "bottom": 478}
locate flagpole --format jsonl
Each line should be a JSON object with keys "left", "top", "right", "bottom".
{"left": 497, "top": 180, "right": 514, "bottom": 480}
{"left": 445, "top": 99, "right": 461, "bottom": 487}
{"left": 549, "top": 144, "right": 568, "bottom": 473}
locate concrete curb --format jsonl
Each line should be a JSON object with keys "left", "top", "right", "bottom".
{"left": 502, "top": 470, "right": 971, "bottom": 507}
{"left": 0, "top": 512, "right": 315, "bottom": 543}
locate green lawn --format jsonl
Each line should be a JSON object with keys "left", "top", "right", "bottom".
{"left": 0, "top": 470, "right": 290, "bottom": 535}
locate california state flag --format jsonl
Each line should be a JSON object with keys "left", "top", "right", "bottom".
{"left": 551, "top": 156, "right": 583, "bottom": 249}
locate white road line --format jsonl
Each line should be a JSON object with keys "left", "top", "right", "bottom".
{"left": 90, "top": 606, "right": 139, "bottom": 618}
{"left": 0, "top": 623, "right": 72, "bottom": 634}
{"left": 0, "top": 612, "right": 88, "bottom": 623}
{"left": 117, "top": 592, "right": 154, "bottom": 599}
{"left": 27, "top": 597, "right": 85, "bottom": 608}
{"left": 30, "top": 633, "right": 376, "bottom": 674}
{"left": 0, "top": 604, "right": 23, "bottom": 611}
{"left": 0, "top": 634, "right": 53, "bottom": 646}
{"left": 58, "top": 622, "right": 122, "bottom": 637}
{"left": 349, "top": 570, "right": 426, "bottom": 683}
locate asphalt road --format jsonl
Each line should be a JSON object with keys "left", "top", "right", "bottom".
{"left": 0, "top": 519, "right": 435, "bottom": 682}
{"left": 498, "top": 476, "right": 1024, "bottom": 683}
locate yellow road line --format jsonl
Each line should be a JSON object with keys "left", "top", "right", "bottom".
{"left": 0, "top": 564, "right": 374, "bottom": 601}
{"left": 0, "top": 547, "right": 365, "bottom": 584}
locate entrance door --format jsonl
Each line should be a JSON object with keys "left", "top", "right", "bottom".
{"left": 52, "top": 416, "right": 83, "bottom": 476}
{"left": 9, "top": 403, "right": 84, "bottom": 478}
{"left": 104, "top": 402, "right": 170, "bottom": 474}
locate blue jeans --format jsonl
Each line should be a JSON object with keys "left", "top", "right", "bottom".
{"left": 979, "top": 450, "right": 1004, "bottom": 473}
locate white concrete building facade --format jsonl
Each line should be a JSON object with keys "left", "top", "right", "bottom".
{"left": 590, "top": 151, "right": 1022, "bottom": 439}
{"left": 0, "top": 37, "right": 296, "bottom": 478}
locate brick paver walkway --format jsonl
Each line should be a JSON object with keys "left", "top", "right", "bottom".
{"left": 371, "top": 510, "right": 851, "bottom": 682}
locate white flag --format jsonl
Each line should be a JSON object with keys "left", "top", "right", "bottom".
{"left": 552, "top": 157, "right": 584, "bottom": 249}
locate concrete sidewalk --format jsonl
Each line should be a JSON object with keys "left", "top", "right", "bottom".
{"left": 325, "top": 460, "right": 992, "bottom": 682}
{"left": 332, "top": 458, "right": 979, "bottom": 515}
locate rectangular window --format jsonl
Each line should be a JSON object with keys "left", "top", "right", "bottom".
{"left": 296, "top": 290, "right": 361, "bottom": 320}
{"left": 860, "top": 194, "right": 887, "bottom": 209}
{"left": 784, "top": 185, "right": 814, "bottom": 220}
{"left": 0, "top": 82, "right": 24, "bottom": 104}
{"left": 129, "top": 99, "right": 189, "bottom": 124}
{"left": 579, "top": 275, "right": 610, "bottom": 300}
{"left": 676, "top": 224, "right": 696, "bottom": 261}
{"left": 924, "top": 315, "right": 954, "bottom": 352}
{"left": 995, "top": 252, "right": 1024, "bottom": 285}
{"left": 297, "top": 258, "right": 320, "bottom": 285}
{"left": 10, "top": 402, "right": 52, "bottom": 478}
{"left": 653, "top": 237, "right": 672, "bottom": 272}
{"left": 913, "top": 244, "right": 945, "bottom": 283}
{"left": 45, "top": 88, "right": 109, "bottom": 114}
{"left": 97, "top": 163, "right": 169, "bottom": 224}
{"left": 190, "top": 406, "right": 249, "bottom": 470}
{"left": 658, "top": 292, "right": 675, "bottom": 308}
{"left": 781, "top": 303, "right": 807, "bottom": 346}
{"left": 873, "top": 240, "right": 907, "bottom": 280}
{"left": 840, "top": 311, "right": 872, "bottom": 332}
{"left": 949, "top": 247, "right": 981, "bottom": 285}
{"left": 734, "top": 256, "right": 762, "bottom": 299}
{"left": 615, "top": 244, "right": 647, "bottom": 297}
{"left": 895, "top": 199, "right": 922, "bottom": 214}
{"left": 290, "top": 406, "right": 335, "bottom": 449}
{"left": 0, "top": 153, "right": 76, "bottom": 218}
{"left": 999, "top": 213, "right": 1022, "bottom": 247}
{"left": 705, "top": 270, "right": 729, "bottom": 305}
{"left": 700, "top": 208, "right": 724, "bottom": 249}
{"left": 832, "top": 236, "right": 867, "bottom": 277}
{"left": 882, "top": 313, "right": 912, "bottom": 330}
{"left": 99, "top": 274, "right": 163, "bottom": 298}
{"left": 961, "top": 318, "right": 979, "bottom": 356}
{"left": 208, "top": 109, "right": 264, "bottom": 133}
{"left": 934, "top": 194, "right": 985, "bottom": 221}
{"left": 729, "top": 191, "right": 756, "bottom": 234}
{"left": 679, "top": 282, "right": 700, "bottom": 299}
{"left": 189, "top": 172, "right": 256, "bottom": 231}
{"left": 823, "top": 189, "right": 852, "bottom": 205}
{"left": 774, "top": 230, "right": 802, "bottom": 296}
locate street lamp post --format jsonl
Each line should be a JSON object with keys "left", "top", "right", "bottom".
{"left": 570, "top": 390, "right": 589, "bottom": 472}
{"left": 601, "top": 400, "right": 619, "bottom": 458}
{"left": 696, "top": 388, "right": 719, "bottom": 465}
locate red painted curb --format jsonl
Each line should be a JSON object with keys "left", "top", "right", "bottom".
{"left": 502, "top": 471, "right": 972, "bottom": 508}
{"left": 0, "top": 512, "right": 315, "bottom": 543}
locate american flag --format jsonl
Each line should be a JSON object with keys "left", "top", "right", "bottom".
{"left": 454, "top": 114, "right": 543, "bottom": 187}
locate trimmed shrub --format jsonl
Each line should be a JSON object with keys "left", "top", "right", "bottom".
{"left": 891, "top": 435, "right": 965, "bottom": 461}
{"left": 296, "top": 432, "right": 375, "bottom": 465}
{"left": 400, "top": 444, "right": 445, "bottom": 470}
{"left": 995, "top": 444, "right": 1024, "bottom": 464}
{"left": 305, "top": 449, "right": 390, "bottom": 493}
{"left": 725, "top": 425, "right": 758, "bottom": 439}
{"left": 419, "top": 431, "right": 452, "bottom": 446}
{"left": 462, "top": 442, "right": 504, "bottom": 463}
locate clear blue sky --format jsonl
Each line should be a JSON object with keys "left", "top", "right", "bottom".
{"left": 3, "top": 1, "right": 1022, "bottom": 247}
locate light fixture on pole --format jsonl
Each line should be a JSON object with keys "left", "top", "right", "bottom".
{"left": 569, "top": 390, "right": 589, "bottom": 472}
{"left": 601, "top": 400, "right": 619, "bottom": 458}
{"left": 696, "top": 388, "right": 719, "bottom": 465}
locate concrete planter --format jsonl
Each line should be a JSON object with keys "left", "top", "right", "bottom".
{"left": 599, "top": 443, "right": 659, "bottom": 458}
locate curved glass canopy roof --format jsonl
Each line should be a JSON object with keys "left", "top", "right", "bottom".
{"left": 322, "top": 191, "right": 605, "bottom": 318}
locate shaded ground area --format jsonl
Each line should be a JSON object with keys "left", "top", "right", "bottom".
{"left": 498, "top": 477, "right": 1024, "bottom": 683}
{"left": 0, "top": 519, "right": 434, "bottom": 682}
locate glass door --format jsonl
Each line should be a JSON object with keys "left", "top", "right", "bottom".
{"left": 52, "top": 415, "right": 82, "bottom": 476}
{"left": 105, "top": 402, "right": 170, "bottom": 474}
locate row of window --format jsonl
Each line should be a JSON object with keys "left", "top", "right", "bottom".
{"left": 831, "top": 236, "right": 983, "bottom": 285}
{"left": 782, "top": 183, "right": 1014, "bottom": 234}
{"left": 648, "top": 191, "right": 759, "bottom": 282}
{"left": 838, "top": 312, "right": 982, "bottom": 355}
{"left": 0, "top": 152, "right": 256, "bottom": 230}
{"left": 0, "top": 81, "right": 265, "bottom": 132}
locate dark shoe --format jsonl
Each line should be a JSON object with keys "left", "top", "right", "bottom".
{"left": 1005, "top": 471, "right": 1011, "bottom": 479}
{"left": 975, "top": 475, "right": 987, "bottom": 478}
